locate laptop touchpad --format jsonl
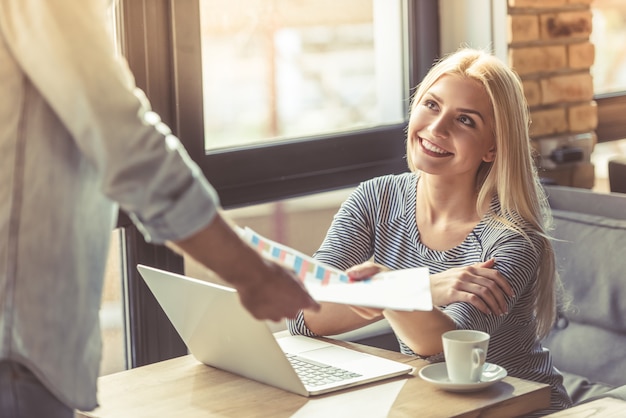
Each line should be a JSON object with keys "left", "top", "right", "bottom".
{"left": 277, "top": 335, "right": 335, "bottom": 354}
{"left": 301, "top": 345, "right": 368, "bottom": 364}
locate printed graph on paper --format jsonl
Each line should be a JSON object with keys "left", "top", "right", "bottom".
{"left": 239, "top": 227, "right": 433, "bottom": 311}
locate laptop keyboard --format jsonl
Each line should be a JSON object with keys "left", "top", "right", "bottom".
{"left": 286, "top": 354, "right": 363, "bottom": 387}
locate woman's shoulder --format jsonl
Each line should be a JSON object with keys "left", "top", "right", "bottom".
{"left": 484, "top": 195, "right": 543, "bottom": 243}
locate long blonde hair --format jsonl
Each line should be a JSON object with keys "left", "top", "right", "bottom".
{"left": 407, "top": 48, "right": 559, "bottom": 339}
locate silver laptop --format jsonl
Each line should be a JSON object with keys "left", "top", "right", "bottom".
{"left": 137, "top": 264, "right": 413, "bottom": 396}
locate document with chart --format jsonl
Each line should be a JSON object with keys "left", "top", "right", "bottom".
{"left": 240, "top": 227, "right": 433, "bottom": 311}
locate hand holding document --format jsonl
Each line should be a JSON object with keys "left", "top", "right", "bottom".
{"left": 240, "top": 227, "right": 433, "bottom": 311}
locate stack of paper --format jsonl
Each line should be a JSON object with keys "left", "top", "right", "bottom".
{"left": 240, "top": 227, "right": 432, "bottom": 311}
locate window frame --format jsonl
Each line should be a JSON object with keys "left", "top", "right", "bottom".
{"left": 179, "top": 0, "right": 440, "bottom": 208}
{"left": 117, "top": 0, "right": 440, "bottom": 366}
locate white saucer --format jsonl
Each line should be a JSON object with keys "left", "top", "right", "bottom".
{"left": 418, "top": 362, "right": 507, "bottom": 392}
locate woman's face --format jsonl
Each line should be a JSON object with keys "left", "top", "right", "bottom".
{"left": 407, "top": 75, "right": 496, "bottom": 179}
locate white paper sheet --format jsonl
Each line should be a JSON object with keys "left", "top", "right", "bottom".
{"left": 240, "top": 227, "right": 433, "bottom": 311}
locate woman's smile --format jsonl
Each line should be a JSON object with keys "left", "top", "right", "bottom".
{"left": 419, "top": 137, "right": 453, "bottom": 157}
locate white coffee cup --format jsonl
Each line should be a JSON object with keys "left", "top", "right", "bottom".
{"left": 442, "top": 330, "right": 490, "bottom": 383}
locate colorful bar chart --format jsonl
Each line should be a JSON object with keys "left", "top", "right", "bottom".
{"left": 244, "top": 227, "right": 351, "bottom": 286}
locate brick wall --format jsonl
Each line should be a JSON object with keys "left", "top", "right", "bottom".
{"left": 508, "top": 0, "right": 597, "bottom": 188}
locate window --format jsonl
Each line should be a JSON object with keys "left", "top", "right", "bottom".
{"left": 190, "top": 1, "right": 438, "bottom": 207}
{"left": 589, "top": 0, "right": 626, "bottom": 194}
{"left": 591, "top": 0, "right": 626, "bottom": 94}
{"left": 118, "top": 0, "right": 439, "bottom": 209}
{"left": 591, "top": 0, "right": 626, "bottom": 143}
{"left": 199, "top": 0, "right": 405, "bottom": 151}
{"left": 116, "top": 0, "right": 439, "bottom": 366}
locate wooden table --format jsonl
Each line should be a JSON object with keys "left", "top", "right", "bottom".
{"left": 546, "top": 397, "right": 626, "bottom": 417}
{"left": 78, "top": 340, "right": 550, "bottom": 418}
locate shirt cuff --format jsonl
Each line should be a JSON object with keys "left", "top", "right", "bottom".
{"left": 129, "top": 174, "right": 220, "bottom": 244}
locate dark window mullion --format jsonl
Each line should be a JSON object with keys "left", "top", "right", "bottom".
{"left": 123, "top": 226, "right": 187, "bottom": 368}
{"left": 117, "top": 0, "right": 187, "bottom": 368}
{"left": 202, "top": 124, "right": 410, "bottom": 208}
{"left": 406, "top": 0, "right": 441, "bottom": 89}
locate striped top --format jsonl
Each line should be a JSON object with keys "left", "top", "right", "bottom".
{"left": 288, "top": 173, "right": 571, "bottom": 415}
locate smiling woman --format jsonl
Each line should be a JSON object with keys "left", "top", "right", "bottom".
{"left": 288, "top": 48, "right": 572, "bottom": 416}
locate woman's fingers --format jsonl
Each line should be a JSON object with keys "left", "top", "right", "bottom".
{"left": 462, "top": 279, "right": 507, "bottom": 315}
{"left": 438, "top": 263, "right": 513, "bottom": 315}
{"left": 474, "top": 258, "right": 496, "bottom": 269}
{"left": 454, "top": 287, "right": 492, "bottom": 314}
{"left": 346, "top": 261, "right": 388, "bottom": 281}
{"left": 473, "top": 259, "right": 514, "bottom": 297}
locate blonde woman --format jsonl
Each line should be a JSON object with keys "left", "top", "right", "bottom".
{"left": 288, "top": 48, "right": 572, "bottom": 415}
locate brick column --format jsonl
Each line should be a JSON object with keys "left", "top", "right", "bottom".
{"left": 508, "top": 0, "right": 597, "bottom": 188}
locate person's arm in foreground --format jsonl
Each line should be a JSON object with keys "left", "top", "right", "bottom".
{"left": 0, "top": 0, "right": 318, "bottom": 323}
{"left": 170, "top": 213, "right": 320, "bottom": 321}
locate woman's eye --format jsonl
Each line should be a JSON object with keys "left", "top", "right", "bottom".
{"left": 423, "top": 100, "right": 437, "bottom": 110}
{"left": 459, "top": 115, "right": 475, "bottom": 127}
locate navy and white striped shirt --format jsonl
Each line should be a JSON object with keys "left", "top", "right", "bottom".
{"left": 288, "top": 173, "right": 571, "bottom": 415}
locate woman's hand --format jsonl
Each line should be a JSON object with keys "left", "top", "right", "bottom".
{"left": 346, "top": 261, "right": 387, "bottom": 320}
{"left": 430, "top": 258, "right": 514, "bottom": 315}
{"left": 346, "top": 260, "right": 389, "bottom": 280}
